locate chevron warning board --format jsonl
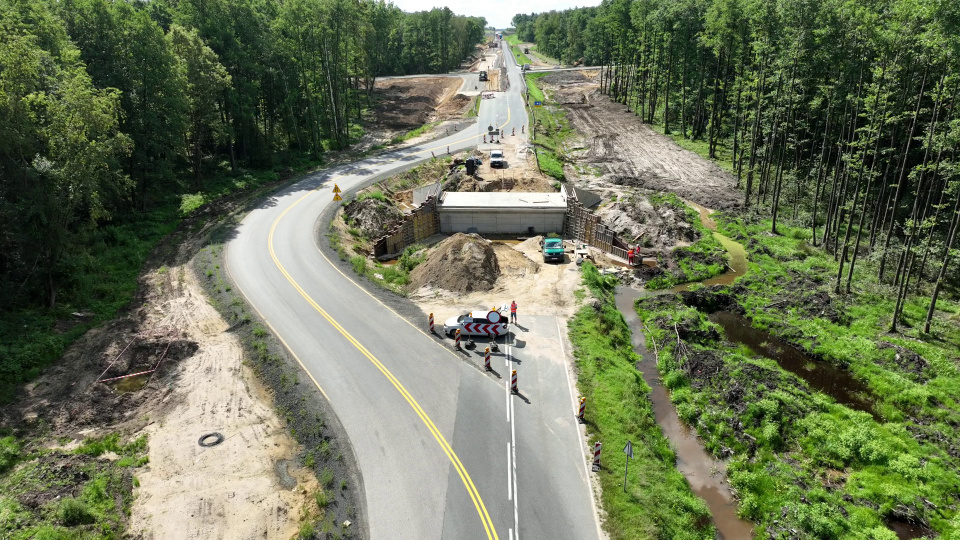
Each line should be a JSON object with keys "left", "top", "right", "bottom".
{"left": 462, "top": 322, "right": 505, "bottom": 335}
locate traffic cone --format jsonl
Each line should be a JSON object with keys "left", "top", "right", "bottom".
{"left": 429, "top": 313, "right": 434, "bottom": 333}
{"left": 592, "top": 442, "right": 602, "bottom": 471}
{"left": 455, "top": 329, "right": 461, "bottom": 350}
{"left": 484, "top": 347, "right": 491, "bottom": 371}
{"left": 577, "top": 397, "right": 586, "bottom": 422}
{"left": 512, "top": 127, "right": 515, "bottom": 136}
{"left": 511, "top": 370, "right": 518, "bottom": 394}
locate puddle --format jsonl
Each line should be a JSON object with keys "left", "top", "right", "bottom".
{"left": 274, "top": 459, "right": 297, "bottom": 490}
{"left": 616, "top": 287, "right": 754, "bottom": 539}
{"left": 707, "top": 311, "right": 876, "bottom": 417}
{"left": 112, "top": 374, "right": 149, "bottom": 393}
{"left": 886, "top": 518, "right": 933, "bottom": 539}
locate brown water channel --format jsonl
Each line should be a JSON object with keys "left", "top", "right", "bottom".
{"left": 707, "top": 311, "right": 877, "bottom": 417}
{"left": 616, "top": 287, "right": 755, "bottom": 539}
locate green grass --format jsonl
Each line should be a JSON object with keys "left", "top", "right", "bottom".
{"left": 511, "top": 45, "right": 532, "bottom": 65}
{"left": 525, "top": 73, "right": 574, "bottom": 180}
{"left": 568, "top": 262, "right": 714, "bottom": 539}
{"left": 0, "top": 433, "right": 149, "bottom": 539}
{"left": 356, "top": 190, "right": 388, "bottom": 203}
{"left": 635, "top": 215, "right": 960, "bottom": 537}
{"left": 528, "top": 45, "right": 560, "bottom": 65}
{"left": 465, "top": 95, "right": 481, "bottom": 118}
{"left": 505, "top": 34, "right": 520, "bottom": 46}
{"left": 344, "top": 243, "right": 427, "bottom": 295}
{"left": 390, "top": 122, "right": 440, "bottom": 144}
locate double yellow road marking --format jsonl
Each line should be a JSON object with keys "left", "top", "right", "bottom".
{"left": 265, "top": 126, "right": 509, "bottom": 539}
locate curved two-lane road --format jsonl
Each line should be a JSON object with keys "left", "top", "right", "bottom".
{"left": 227, "top": 41, "right": 600, "bottom": 539}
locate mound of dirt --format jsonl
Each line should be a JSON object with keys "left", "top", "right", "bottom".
{"left": 596, "top": 196, "right": 699, "bottom": 249}
{"left": 408, "top": 233, "right": 500, "bottom": 294}
{"left": 491, "top": 243, "right": 539, "bottom": 277}
{"left": 344, "top": 197, "right": 405, "bottom": 238}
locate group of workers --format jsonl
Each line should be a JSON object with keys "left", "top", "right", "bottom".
{"left": 626, "top": 244, "right": 645, "bottom": 266}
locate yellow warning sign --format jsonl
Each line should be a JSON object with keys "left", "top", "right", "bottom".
{"left": 333, "top": 194, "right": 342, "bottom": 202}
{"left": 332, "top": 184, "right": 342, "bottom": 193}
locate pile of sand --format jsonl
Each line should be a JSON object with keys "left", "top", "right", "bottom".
{"left": 408, "top": 233, "right": 500, "bottom": 294}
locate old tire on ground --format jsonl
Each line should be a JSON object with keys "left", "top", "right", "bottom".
{"left": 198, "top": 432, "right": 224, "bottom": 447}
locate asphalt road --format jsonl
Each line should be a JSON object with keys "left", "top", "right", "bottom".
{"left": 226, "top": 40, "right": 599, "bottom": 540}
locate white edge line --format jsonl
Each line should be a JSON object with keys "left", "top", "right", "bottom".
{"left": 507, "top": 442, "right": 512, "bottom": 500}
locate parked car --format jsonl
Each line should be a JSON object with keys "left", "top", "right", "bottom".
{"left": 490, "top": 150, "right": 505, "bottom": 168}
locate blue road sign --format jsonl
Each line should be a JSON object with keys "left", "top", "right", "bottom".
{"left": 534, "top": 100, "right": 542, "bottom": 107}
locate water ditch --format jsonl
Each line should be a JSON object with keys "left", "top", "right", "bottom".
{"left": 615, "top": 287, "right": 755, "bottom": 539}
{"left": 613, "top": 201, "right": 921, "bottom": 538}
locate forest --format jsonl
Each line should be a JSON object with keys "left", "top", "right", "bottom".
{"left": 0, "top": 0, "right": 485, "bottom": 397}
{"left": 514, "top": 0, "right": 960, "bottom": 330}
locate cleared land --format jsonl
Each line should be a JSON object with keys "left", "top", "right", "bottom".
{"left": 537, "top": 71, "right": 742, "bottom": 211}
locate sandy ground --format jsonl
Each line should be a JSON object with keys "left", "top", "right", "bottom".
{"left": 538, "top": 72, "right": 742, "bottom": 211}
{"left": 128, "top": 265, "right": 317, "bottom": 539}
{"left": 410, "top": 237, "right": 584, "bottom": 325}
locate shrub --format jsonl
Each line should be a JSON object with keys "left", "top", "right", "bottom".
{"left": 58, "top": 498, "right": 94, "bottom": 526}
{"left": 0, "top": 437, "right": 19, "bottom": 473}
{"left": 350, "top": 255, "right": 367, "bottom": 275}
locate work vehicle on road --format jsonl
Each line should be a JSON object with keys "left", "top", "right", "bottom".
{"left": 444, "top": 308, "right": 508, "bottom": 337}
{"left": 479, "top": 70, "right": 488, "bottom": 81}
{"left": 541, "top": 237, "right": 565, "bottom": 263}
{"left": 490, "top": 149, "right": 505, "bottom": 168}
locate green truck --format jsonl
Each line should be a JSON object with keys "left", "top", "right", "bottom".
{"left": 541, "top": 237, "right": 565, "bottom": 263}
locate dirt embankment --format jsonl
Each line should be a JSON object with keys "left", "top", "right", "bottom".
{"left": 372, "top": 77, "right": 464, "bottom": 129}
{"left": 538, "top": 71, "right": 742, "bottom": 212}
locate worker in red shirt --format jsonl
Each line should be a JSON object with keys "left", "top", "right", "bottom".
{"left": 510, "top": 301, "right": 518, "bottom": 324}
{"left": 627, "top": 248, "right": 635, "bottom": 266}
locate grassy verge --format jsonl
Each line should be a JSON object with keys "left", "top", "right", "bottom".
{"left": 390, "top": 122, "right": 440, "bottom": 145}
{"left": 644, "top": 193, "right": 727, "bottom": 290}
{"left": 465, "top": 95, "right": 481, "bottom": 118}
{"left": 528, "top": 45, "right": 560, "bottom": 65}
{"left": 636, "top": 216, "right": 960, "bottom": 537}
{"left": 569, "top": 262, "right": 714, "bottom": 539}
{"left": 505, "top": 34, "right": 520, "bottom": 46}
{"left": 525, "top": 73, "right": 574, "bottom": 180}
{"left": 0, "top": 431, "right": 148, "bottom": 539}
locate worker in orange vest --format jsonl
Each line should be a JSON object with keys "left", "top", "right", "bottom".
{"left": 510, "top": 301, "right": 518, "bottom": 324}
{"left": 627, "top": 248, "right": 635, "bottom": 266}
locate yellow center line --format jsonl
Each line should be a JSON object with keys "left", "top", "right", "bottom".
{"left": 264, "top": 133, "right": 503, "bottom": 539}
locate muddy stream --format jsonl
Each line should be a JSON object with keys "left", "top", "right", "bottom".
{"left": 615, "top": 202, "right": 754, "bottom": 539}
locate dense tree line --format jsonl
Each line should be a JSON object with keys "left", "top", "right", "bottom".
{"left": 0, "top": 0, "right": 485, "bottom": 311}
{"left": 516, "top": 0, "right": 960, "bottom": 331}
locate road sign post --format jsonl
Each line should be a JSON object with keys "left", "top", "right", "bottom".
{"left": 622, "top": 440, "right": 634, "bottom": 492}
